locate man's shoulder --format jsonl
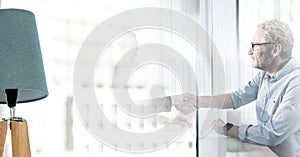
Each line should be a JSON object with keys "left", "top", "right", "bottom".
{"left": 283, "top": 68, "right": 300, "bottom": 86}
{"left": 287, "top": 67, "right": 300, "bottom": 78}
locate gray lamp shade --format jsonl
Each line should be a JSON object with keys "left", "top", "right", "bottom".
{"left": 0, "top": 9, "right": 48, "bottom": 104}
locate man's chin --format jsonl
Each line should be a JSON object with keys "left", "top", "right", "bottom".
{"left": 252, "top": 64, "right": 263, "bottom": 70}
{"left": 251, "top": 63, "right": 260, "bottom": 69}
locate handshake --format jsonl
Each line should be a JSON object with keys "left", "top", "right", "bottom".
{"left": 136, "top": 93, "right": 199, "bottom": 115}
{"left": 169, "top": 93, "right": 231, "bottom": 114}
{"left": 170, "top": 93, "right": 198, "bottom": 115}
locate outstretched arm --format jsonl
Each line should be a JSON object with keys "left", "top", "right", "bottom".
{"left": 197, "top": 94, "right": 234, "bottom": 109}
{"left": 171, "top": 93, "right": 234, "bottom": 114}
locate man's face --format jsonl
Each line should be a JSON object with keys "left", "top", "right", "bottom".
{"left": 248, "top": 29, "right": 275, "bottom": 70}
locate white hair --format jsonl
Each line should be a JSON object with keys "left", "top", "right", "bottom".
{"left": 257, "top": 19, "right": 294, "bottom": 59}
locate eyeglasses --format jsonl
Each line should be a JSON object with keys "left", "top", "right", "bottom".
{"left": 251, "top": 42, "right": 274, "bottom": 51}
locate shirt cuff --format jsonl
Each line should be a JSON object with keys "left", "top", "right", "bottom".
{"left": 238, "top": 124, "right": 252, "bottom": 141}
{"left": 229, "top": 93, "right": 239, "bottom": 109}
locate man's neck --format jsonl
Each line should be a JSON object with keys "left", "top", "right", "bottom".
{"left": 266, "top": 58, "right": 291, "bottom": 77}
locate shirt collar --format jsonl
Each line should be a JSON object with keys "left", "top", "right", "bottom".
{"left": 264, "top": 57, "right": 299, "bottom": 82}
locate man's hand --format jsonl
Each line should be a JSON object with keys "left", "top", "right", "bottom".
{"left": 171, "top": 93, "right": 197, "bottom": 115}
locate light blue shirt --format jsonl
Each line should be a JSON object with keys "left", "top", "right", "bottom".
{"left": 230, "top": 58, "right": 300, "bottom": 157}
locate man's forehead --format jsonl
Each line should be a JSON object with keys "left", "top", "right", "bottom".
{"left": 252, "top": 29, "right": 268, "bottom": 42}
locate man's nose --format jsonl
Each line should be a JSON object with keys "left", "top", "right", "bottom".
{"left": 248, "top": 48, "right": 253, "bottom": 55}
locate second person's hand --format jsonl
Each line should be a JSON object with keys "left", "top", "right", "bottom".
{"left": 171, "top": 93, "right": 197, "bottom": 114}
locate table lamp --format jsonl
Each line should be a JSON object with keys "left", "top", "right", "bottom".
{"left": 0, "top": 9, "right": 48, "bottom": 157}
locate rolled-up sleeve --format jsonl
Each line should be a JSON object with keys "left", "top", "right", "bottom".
{"left": 238, "top": 124, "right": 252, "bottom": 141}
{"left": 229, "top": 72, "right": 263, "bottom": 109}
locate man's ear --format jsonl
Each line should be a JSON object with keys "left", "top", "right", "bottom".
{"left": 273, "top": 44, "right": 282, "bottom": 57}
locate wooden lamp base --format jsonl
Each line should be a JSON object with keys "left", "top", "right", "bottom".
{"left": 0, "top": 119, "right": 31, "bottom": 157}
{"left": 11, "top": 120, "right": 31, "bottom": 157}
{"left": 0, "top": 120, "right": 7, "bottom": 157}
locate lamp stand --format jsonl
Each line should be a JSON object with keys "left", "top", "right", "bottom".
{"left": 0, "top": 119, "right": 31, "bottom": 157}
{"left": 0, "top": 120, "right": 7, "bottom": 157}
{"left": 11, "top": 119, "right": 31, "bottom": 157}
